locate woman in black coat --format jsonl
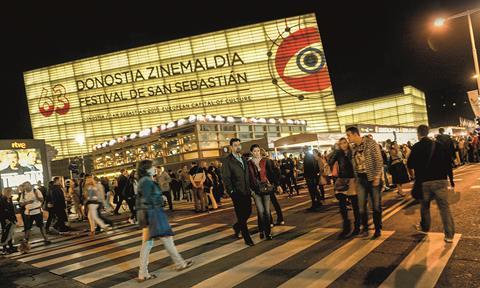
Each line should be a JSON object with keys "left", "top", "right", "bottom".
{"left": 328, "top": 138, "right": 360, "bottom": 238}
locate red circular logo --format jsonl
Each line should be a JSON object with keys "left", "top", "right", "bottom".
{"left": 271, "top": 27, "right": 331, "bottom": 93}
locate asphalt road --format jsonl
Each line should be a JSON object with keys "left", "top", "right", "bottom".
{"left": 2, "top": 163, "right": 479, "bottom": 287}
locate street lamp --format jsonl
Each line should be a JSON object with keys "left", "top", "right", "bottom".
{"left": 75, "top": 134, "right": 86, "bottom": 173}
{"left": 433, "top": 8, "right": 480, "bottom": 95}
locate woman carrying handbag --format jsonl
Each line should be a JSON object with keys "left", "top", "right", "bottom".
{"left": 248, "top": 144, "right": 275, "bottom": 240}
{"left": 329, "top": 138, "right": 361, "bottom": 239}
{"left": 136, "top": 160, "right": 193, "bottom": 282}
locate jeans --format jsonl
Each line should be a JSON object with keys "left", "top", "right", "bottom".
{"left": 306, "top": 177, "right": 322, "bottom": 208}
{"left": 253, "top": 193, "right": 271, "bottom": 236}
{"left": 193, "top": 187, "right": 207, "bottom": 212}
{"left": 336, "top": 193, "right": 360, "bottom": 232}
{"left": 356, "top": 173, "right": 382, "bottom": 231}
{"left": 420, "top": 180, "right": 455, "bottom": 239}
{"left": 87, "top": 203, "right": 108, "bottom": 232}
{"left": 1, "top": 220, "right": 15, "bottom": 249}
{"left": 231, "top": 192, "right": 253, "bottom": 243}
{"left": 383, "top": 165, "right": 390, "bottom": 187}
{"left": 138, "top": 235, "right": 185, "bottom": 279}
{"left": 269, "top": 188, "right": 284, "bottom": 223}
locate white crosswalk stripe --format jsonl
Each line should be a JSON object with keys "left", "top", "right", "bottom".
{"left": 6, "top": 197, "right": 463, "bottom": 288}
{"left": 52, "top": 224, "right": 226, "bottom": 275}
{"left": 279, "top": 231, "right": 395, "bottom": 288}
{"left": 379, "top": 233, "right": 461, "bottom": 288}
{"left": 111, "top": 225, "right": 297, "bottom": 288}
{"left": 192, "top": 227, "right": 339, "bottom": 288}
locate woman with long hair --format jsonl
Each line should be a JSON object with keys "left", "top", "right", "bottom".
{"left": 247, "top": 144, "right": 276, "bottom": 240}
{"left": 136, "top": 160, "right": 193, "bottom": 282}
{"left": 83, "top": 176, "right": 110, "bottom": 236}
{"left": 329, "top": 137, "right": 360, "bottom": 238}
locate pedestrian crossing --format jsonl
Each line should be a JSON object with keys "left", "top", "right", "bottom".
{"left": 7, "top": 220, "right": 461, "bottom": 288}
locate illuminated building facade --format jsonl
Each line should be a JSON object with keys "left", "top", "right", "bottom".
{"left": 23, "top": 13, "right": 340, "bottom": 159}
{"left": 337, "top": 86, "right": 428, "bottom": 128}
{"left": 92, "top": 115, "right": 306, "bottom": 174}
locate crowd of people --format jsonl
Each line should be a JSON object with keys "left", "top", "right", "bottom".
{"left": 0, "top": 124, "right": 477, "bottom": 282}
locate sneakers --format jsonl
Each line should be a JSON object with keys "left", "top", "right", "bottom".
{"left": 444, "top": 237, "right": 454, "bottom": 243}
{"left": 128, "top": 218, "right": 135, "bottom": 224}
{"left": 414, "top": 224, "right": 428, "bottom": 235}
{"left": 176, "top": 260, "right": 194, "bottom": 271}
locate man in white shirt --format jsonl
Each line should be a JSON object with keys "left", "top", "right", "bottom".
{"left": 19, "top": 181, "right": 50, "bottom": 245}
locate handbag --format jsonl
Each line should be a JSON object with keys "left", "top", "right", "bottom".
{"left": 258, "top": 181, "right": 274, "bottom": 195}
{"left": 147, "top": 207, "right": 174, "bottom": 239}
{"left": 411, "top": 141, "right": 436, "bottom": 200}
{"left": 334, "top": 178, "right": 349, "bottom": 192}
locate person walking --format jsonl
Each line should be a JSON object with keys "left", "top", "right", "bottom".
{"left": 388, "top": 146, "right": 410, "bottom": 197}
{"left": 136, "top": 160, "right": 193, "bottom": 282}
{"left": 113, "top": 169, "right": 130, "bottom": 215}
{"left": 280, "top": 152, "right": 298, "bottom": 196}
{"left": 19, "top": 181, "right": 50, "bottom": 246}
{"left": 316, "top": 151, "right": 328, "bottom": 201}
{"left": 346, "top": 126, "right": 384, "bottom": 239}
{"left": 156, "top": 167, "right": 174, "bottom": 211}
{"left": 50, "top": 177, "right": 70, "bottom": 233}
{"left": 69, "top": 179, "right": 84, "bottom": 221}
{"left": 303, "top": 146, "right": 322, "bottom": 211}
{"left": 248, "top": 144, "right": 275, "bottom": 240}
{"left": 222, "top": 138, "right": 254, "bottom": 246}
{"left": 0, "top": 187, "right": 17, "bottom": 254}
{"left": 189, "top": 162, "right": 207, "bottom": 213}
{"left": 169, "top": 170, "right": 181, "bottom": 201}
{"left": 407, "top": 125, "right": 456, "bottom": 243}
{"left": 329, "top": 138, "right": 360, "bottom": 238}
{"left": 83, "top": 176, "right": 111, "bottom": 237}
{"left": 180, "top": 166, "right": 192, "bottom": 202}
{"left": 263, "top": 150, "right": 285, "bottom": 225}
{"left": 213, "top": 160, "right": 225, "bottom": 204}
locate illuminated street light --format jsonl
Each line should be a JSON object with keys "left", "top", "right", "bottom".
{"left": 473, "top": 74, "right": 479, "bottom": 79}
{"left": 433, "top": 8, "right": 480, "bottom": 96}
{"left": 434, "top": 18, "right": 446, "bottom": 27}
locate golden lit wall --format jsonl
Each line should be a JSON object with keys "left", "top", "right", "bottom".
{"left": 23, "top": 13, "right": 340, "bottom": 158}
{"left": 337, "top": 85, "right": 428, "bottom": 129}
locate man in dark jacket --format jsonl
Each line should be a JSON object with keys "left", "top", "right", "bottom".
{"left": 436, "top": 128, "right": 455, "bottom": 160}
{"left": 221, "top": 138, "right": 254, "bottom": 246}
{"left": 280, "top": 152, "right": 298, "bottom": 196}
{"left": 303, "top": 147, "right": 322, "bottom": 211}
{"left": 408, "top": 125, "right": 455, "bottom": 243}
{"left": 50, "top": 177, "right": 69, "bottom": 233}
{"left": 113, "top": 169, "right": 130, "bottom": 215}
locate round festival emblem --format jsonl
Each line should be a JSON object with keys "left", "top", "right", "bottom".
{"left": 267, "top": 23, "right": 331, "bottom": 99}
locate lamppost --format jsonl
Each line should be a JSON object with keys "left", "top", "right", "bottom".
{"left": 434, "top": 8, "right": 480, "bottom": 94}
{"left": 75, "top": 134, "right": 86, "bottom": 173}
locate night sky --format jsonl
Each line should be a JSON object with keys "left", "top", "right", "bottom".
{"left": 1, "top": 0, "right": 479, "bottom": 139}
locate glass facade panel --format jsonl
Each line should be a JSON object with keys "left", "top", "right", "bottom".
{"left": 24, "top": 13, "right": 340, "bottom": 159}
